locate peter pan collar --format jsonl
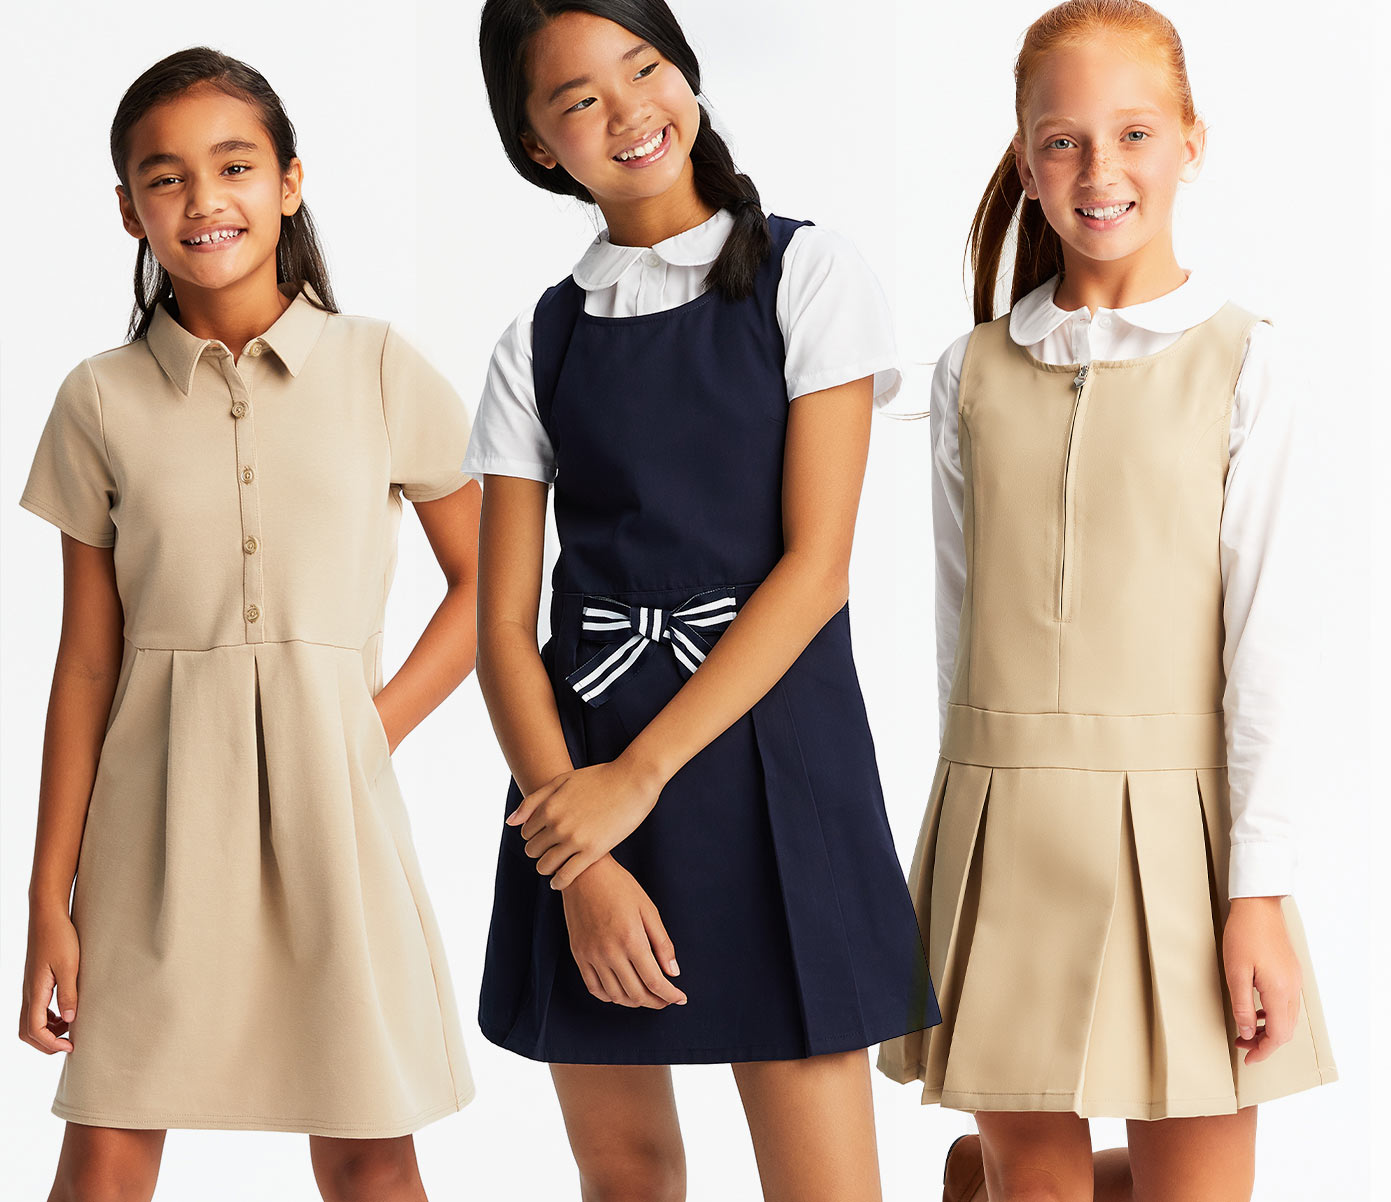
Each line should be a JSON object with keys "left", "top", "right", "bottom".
{"left": 1008, "top": 271, "right": 1226, "bottom": 346}
{"left": 572, "top": 206, "right": 735, "bottom": 292}
{"left": 146, "top": 284, "right": 330, "bottom": 395}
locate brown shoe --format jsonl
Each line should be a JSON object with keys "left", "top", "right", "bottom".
{"left": 942, "top": 1133, "right": 988, "bottom": 1202}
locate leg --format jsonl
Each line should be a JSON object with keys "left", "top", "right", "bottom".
{"left": 975, "top": 1111, "right": 1095, "bottom": 1202}
{"left": 48, "top": 1124, "right": 166, "bottom": 1202}
{"left": 309, "top": 1135, "right": 427, "bottom": 1202}
{"left": 945, "top": 1134, "right": 1132, "bottom": 1202}
{"left": 1126, "top": 1107, "right": 1257, "bottom": 1202}
{"left": 550, "top": 1064, "right": 685, "bottom": 1202}
{"left": 731, "top": 1049, "right": 881, "bottom": 1202}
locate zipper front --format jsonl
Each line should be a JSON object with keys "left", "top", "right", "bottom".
{"left": 1058, "top": 362, "right": 1093, "bottom": 621}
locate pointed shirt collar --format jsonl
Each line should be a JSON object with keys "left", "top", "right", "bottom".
{"left": 1008, "top": 271, "right": 1226, "bottom": 346}
{"left": 146, "top": 285, "right": 330, "bottom": 395}
{"left": 571, "top": 207, "right": 735, "bottom": 292}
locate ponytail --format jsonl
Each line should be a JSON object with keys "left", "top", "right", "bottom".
{"left": 689, "top": 107, "right": 770, "bottom": 301}
{"left": 968, "top": 144, "right": 1063, "bottom": 324}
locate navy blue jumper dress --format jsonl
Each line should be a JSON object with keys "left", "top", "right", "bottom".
{"left": 479, "top": 215, "right": 938, "bottom": 1064}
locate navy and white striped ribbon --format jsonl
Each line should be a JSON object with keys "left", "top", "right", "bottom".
{"left": 566, "top": 592, "right": 739, "bottom": 707}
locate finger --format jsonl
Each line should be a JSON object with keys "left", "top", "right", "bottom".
{"left": 596, "top": 965, "right": 633, "bottom": 1007}
{"left": 550, "top": 848, "right": 597, "bottom": 891}
{"left": 507, "top": 783, "right": 553, "bottom": 827}
{"left": 536, "top": 843, "right": 575, "bottom": 878}
{"left": 577, "top": 961, "right": 608, "bottom": 1003}
{"left": 641, "top": 905, "right": 681, "bottom": 979}
{"left": 1225, "top": 960, "right": 1258, "bottom": 1041}
{"left": 24, "top": 994, "right": 71, "bottom": 1055}
{"left": 1263, "top": 990, "right": 1298, "bottom": 1049}
{"left": 631, "top": 945, "right": 687, "bottom": 1007}
{"left": 612, "top": 959, "right": 667, "bottom": 1009}
{"left": 524, "top": 829, "right": 560, "bottom": 863}
{"left": 54, "top": 961, "right": 78, "bottom": 1025}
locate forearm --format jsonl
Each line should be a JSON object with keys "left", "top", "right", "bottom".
{"left": 375, "top": 579, "right": 477, "bottom": 748}
{"left": 30, "top": 656, "right": 120, "bottom": 913}
{"left": 477, "top": 619, "right": 574, "bottom": 795}
{"left": 621, "top": 548, "right": 848, "bottom": 790}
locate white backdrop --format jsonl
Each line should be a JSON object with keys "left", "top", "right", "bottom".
{"left": 1, "top": 0, "right": 1384, "bottom": 1197}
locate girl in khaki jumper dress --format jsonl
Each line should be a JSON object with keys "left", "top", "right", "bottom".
{"left": 18, "top": 49, "right": 479, "bottom": 1201}
{"left": 876, "top": 3, "right": 1335, "bottom": 1200}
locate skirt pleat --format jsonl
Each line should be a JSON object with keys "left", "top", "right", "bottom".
{"left": 877, "top": 759, "right": 1337, "bottom": 1119}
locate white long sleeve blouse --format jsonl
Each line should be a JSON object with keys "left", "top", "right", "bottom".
{"left": 929, "top": 273, "right": 1302, "bottom": 900}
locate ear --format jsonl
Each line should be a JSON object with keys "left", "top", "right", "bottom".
{"left": 116, "top": 184, "right": 146, "bottom": 240}
{"left": 1012, "top": 134, "right": 1039, "bottom": 200}
{"left": 1179, "top": 116, "right": 1206, "bottom": 184}
{"left": 520, "top": 129, "right": 557, "bottom": 171}
{"left": 281, "top": 157, "right": 305, "bottom": 217}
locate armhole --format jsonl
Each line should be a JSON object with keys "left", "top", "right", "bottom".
{"left": 531, "top": 279, "right": 585, "bottom": 434}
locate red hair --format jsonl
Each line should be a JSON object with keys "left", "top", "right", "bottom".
{"left": 968, "top": 0, "right": 1196, "bottom": 323}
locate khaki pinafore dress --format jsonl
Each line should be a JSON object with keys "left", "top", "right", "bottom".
{"left": 877, "top": 304, "right": 1336, "bottom": 1119}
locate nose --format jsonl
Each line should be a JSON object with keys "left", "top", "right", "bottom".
{"left": 1078, "top": 143, "right": 1119, "bottom": 190}
{"left": 185, "top": 172, "right": 228, "bottom": 220}
{"left": 608, "top": 95, "right": 651, "bottom": 140}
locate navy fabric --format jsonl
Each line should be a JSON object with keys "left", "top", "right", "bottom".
{"left": 479, "top": 214, "right": 938, "bottom": 1063}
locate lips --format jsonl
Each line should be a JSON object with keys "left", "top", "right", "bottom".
{"left": 181, "top": 226, "right": 246, "bottom": 247}
{"left": 613, "top": 124, "right": 669, "bottom": 162}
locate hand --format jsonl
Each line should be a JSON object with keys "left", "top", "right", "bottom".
{"left": 1222, "top": 895, "right": 1302, "bottom": 1065}
{"left": 20, "top": 907, "right": 79, "bottom": 1054}
{"left": 507, "top": 757, "right": 663, "bottom": 889}
{"left": 561, "top": 856, "right": 686, "bottom": 1009}
{"left": 372, "top": 696, "right": 399, "bottom": 755}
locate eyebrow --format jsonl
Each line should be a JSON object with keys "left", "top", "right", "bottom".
{"left": 545, "top": 41, "right": 656, "bottom": 105}
{"left": 135, "top": 139, "right": 260, "bottom": 174}
{"left": 1031, "top": 106, "right": 1163, "bottom": 130}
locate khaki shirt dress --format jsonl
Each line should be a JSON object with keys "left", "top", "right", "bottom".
{"left": 20, "top": 289, "right": 476, "bottom": 1136}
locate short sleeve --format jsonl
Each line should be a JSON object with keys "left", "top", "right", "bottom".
{"left": 381, "top": 325, "right": 474, "bottom": 503}
{"left": 20, "top": 360, "right": 117, "bottom": 547}
{"left": 777, "top": 226, "right": 902, "bottom": 407}
{"left": 461, "top": 306, "right": 557, "bottom": 485}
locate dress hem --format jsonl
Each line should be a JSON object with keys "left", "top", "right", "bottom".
{"left": 50, "top": 1087, "right": 475, "bottom": 1138}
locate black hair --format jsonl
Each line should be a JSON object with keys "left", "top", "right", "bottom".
{"left": 109, "top": 47, "right": 338, "bottom": 341}
{"left": 479, "top": 0, "right": 770, "bottom": 300}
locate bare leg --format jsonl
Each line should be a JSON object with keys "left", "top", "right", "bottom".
{"left": 946, "top": 1134, "right": 1131, "bottom": 1202}
{"left": 1126, "top": 1107, "right": 1257, "bottom": 1202}
{"left": 551, "top": 1064, "right": 686, "bottom": 1202}
{"left": 731, "top": 1049, "right": 881, "bottom": 1202}
{"left": 48, "top": 1124, "right": 166, "bottom": 1202}
{"left": 309, "top": 1135, "right": 428, "bottom": 1202}
{"left": 975, "top": 1111, "right": 1095, "bottom": 1202}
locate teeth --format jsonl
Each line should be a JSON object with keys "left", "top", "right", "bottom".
{"left": 1081, "top": 203, "right": 1130, "bottom": 220}
{"left": 617, "top": 128, "right": 665, "bottom": 160}
{"left": 188, "top": 229, "right": 241, "bottom": 244}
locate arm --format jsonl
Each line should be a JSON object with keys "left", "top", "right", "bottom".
{"left": 20, "top": 535, "right": 123, "bottom": 1054}
{"left": 930, "top": 336, "right": 971, "bottom": 740}
{"left": 477, "top": 476, "right": 685, "bottom": 1008}
{"left": 1216, "top": 322, "right": 1304, "bottom": 1063}
{"left": 511, "top": 372, "right": 876, "bottom": 889}
{"left": 373, "top": 480, "right": 482, "bottom": 751}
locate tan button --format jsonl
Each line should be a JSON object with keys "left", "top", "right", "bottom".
{"left": 242, "top": 466, "right": 255, "bottom": 485}
{"left": 243, "top": 536, "right": 259, "bottom": 555}
{"left": 231, "top": 401, "right": 248, "bottom": 419}
{"left": 246, "top": 341, "right": 263, "bottom": 357}
{"left": 245, "top": 604, "right": 261, "bottom": 623}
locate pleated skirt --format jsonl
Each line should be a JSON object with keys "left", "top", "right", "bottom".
{"left": 876, "top": 758, "right": 1337, "bottom": 1119}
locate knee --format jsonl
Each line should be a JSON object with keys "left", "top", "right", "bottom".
{"left": 316, "top": 1146, "right": 416, "bottom": 1202}
{"left": 985, "top": 1164, "right": 1077, "bottom": 1202}
{"left": 49, "top": 1162, "right": 155, "bottom": 1202}
{"left": 576, "top": 1139, "right": 685, "bottom": 1202}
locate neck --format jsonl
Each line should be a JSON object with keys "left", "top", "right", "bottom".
{"left": 597, "top": 162, "right": 717, "bottom": 248}
{"left": 168, "top": 259, "right": 293, "bottom": 357}
{"left": 1052, "top": 231, "right": 1187, "bottom": 314}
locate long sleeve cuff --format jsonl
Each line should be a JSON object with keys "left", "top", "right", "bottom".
{"left": 1228, "top": 840, "right": 1297, "bottom": 899}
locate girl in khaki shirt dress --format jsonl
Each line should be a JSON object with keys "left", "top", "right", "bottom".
{"left": 18, "top": 49, "right": 479, "bottom": 1201}
{"left": 876, "top": 3, "right": 1335, "bottom": 1200}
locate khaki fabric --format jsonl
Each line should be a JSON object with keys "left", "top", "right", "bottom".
{"left": 20, "top": 291, "right": 475, "bottom": 1136}
{"left": 878, "top": 306, "right": 1336, "bottom": 1118}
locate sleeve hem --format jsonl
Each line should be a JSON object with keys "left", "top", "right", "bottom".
{"left": 788, "top": 357, "right": 902, "bottom": 404}
{"left": 462, "top": 455, "right": 556, "bottom": 485}
{"left": 19, "top": 494, "right": 115, "bottom": 547}
{"left": 1227, "top": 840, "right": 1297, "bottom": 899}
{"left": 401, "top": 474, "right": 474, "bottom": 504}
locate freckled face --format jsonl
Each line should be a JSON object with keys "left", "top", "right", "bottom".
{"left": 521, "top": 11, "right": 701, "bottom": 208}
{"left": 118, "top": 85, "right": 302, "bottom": 294}
{"left": 1014, "top": 34, "right": 1204, "bottom": 267}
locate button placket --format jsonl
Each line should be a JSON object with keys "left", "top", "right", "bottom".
{"left": 221, "top": 359, "right": 265, "bottom": 643}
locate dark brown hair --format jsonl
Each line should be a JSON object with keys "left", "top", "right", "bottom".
{"left": 110, "top": 47, "right": 338, "bottom": 340}
{"left": 968, "top": 0, "right": 1196, "bottom": 323}
{"left": 479, "top": 0, "right": 770, "bottom": 301}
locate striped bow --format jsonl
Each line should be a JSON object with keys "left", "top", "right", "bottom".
{"left": 566, "top": 591, "right": 739, "bottom": 706}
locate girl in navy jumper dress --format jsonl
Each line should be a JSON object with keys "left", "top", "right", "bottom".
{"left": 470, "top": 2, "right": 936, "bottom": 1196}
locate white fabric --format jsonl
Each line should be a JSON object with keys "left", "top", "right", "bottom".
{"left": 462, "top": 207, "right": 902, "bottom": 484}
{"left": 930, "top": 273, "right": 1302, "bottom": 899}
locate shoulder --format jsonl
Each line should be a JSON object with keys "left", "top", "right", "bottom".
{"left": 782, "top": 221, "right": 878, "bottom": 279}
{"left": 317, "top": 308, "right": 392, "bottom": 353}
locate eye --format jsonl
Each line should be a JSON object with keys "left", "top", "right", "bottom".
{"left": 150, "top": 175, "right": 181, "bottom": 188}
{"left": 635, "top": 61, "right": 659, "bottom": 79}
{"left": 566, "top": 96, "right": 597, "bottom": 113}
{"left": 224, "top": 163, "right": 251, "bottom": 175}
{"left": 1124, "top": 130, "right": 1150, "bottom": 142}
{"left": 1046, "top": 137, "right": 1075, "bottom": 150}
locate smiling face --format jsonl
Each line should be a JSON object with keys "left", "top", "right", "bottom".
{"left": 520, "top": 11, "right": 702, "bottom": 216}
{"left": 117, "top": 84, "right": 302, "bottom": 300}
{"left": 1013, "top": 33, "right": 1203, "bottom": 279}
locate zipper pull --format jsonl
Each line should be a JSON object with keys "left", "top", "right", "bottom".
{"left": 1073, "top": 363, "right": 1090, "bottom": 390}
